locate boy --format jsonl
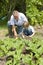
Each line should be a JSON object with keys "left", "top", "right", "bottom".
{"left": 22, "top": 22, "right": 35, "bottom": 38}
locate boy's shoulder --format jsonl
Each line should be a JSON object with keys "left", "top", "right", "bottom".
{"left": 28, "top": 25, "right": 35, "bottom": 32}
{"left": 28, "top": 25, "right": 33, "bottom": 29}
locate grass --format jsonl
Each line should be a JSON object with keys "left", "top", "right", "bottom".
{"left": 0, "top": 24, "right": 7, "bottom": 28}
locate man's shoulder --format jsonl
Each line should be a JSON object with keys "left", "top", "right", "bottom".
{"left": 11, "top": 15, "right": 14, "bottom": 18}
{"left": 19, "top": 12, "right": 25, "bottom": 17}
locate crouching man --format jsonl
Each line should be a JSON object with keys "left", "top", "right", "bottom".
{"left": 7, "top": 10, "right": 28, "bottom": 39}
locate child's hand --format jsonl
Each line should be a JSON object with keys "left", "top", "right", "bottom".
{"left": 22, "top": 34, "right": 25, "bottom": 39}
{"left": 15, "top": 36, "right": 18, "bottom": 39}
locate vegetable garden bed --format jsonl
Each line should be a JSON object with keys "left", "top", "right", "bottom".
{"left": 0, "top": 38, "right": 43, "bottom": 65}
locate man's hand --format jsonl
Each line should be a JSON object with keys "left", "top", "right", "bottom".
{"left": 12, "top": 25, "right": 18, "bottom": 38}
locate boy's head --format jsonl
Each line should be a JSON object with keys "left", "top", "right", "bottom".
{"left": 23, "top": 22, "right": 29, "bottom": 28}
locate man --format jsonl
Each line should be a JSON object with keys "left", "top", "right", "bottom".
{"left": 7, "top": 10, "right": 28, "bottom": 38}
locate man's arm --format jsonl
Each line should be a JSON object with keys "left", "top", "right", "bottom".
{"left": 12, "top": 25, "right": 18, "bottom": 38}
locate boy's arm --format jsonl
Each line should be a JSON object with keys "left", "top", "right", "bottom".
{"left": 22, "top": 33, "right": 25, "bottom": 38}
{"left": 21, "top": 29, "right": 25, "bottom": 38}
{"left": 29, "top": 32, "right": 35, "bottom": 37}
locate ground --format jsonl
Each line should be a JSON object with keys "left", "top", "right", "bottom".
{"left": 0, "top": 25, "right": 43, "bottom": 40}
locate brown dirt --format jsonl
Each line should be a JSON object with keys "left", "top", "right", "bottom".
{"left": 0, "top": 25, "right": 43, "bottom": 40}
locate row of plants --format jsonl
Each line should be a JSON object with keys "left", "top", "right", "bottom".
{"left": 0, "top": 37, "right": 43, "bottom": 65}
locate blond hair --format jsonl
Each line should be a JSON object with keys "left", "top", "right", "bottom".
{"left": 23, "top": 22, "right": 29, "bottom": 28}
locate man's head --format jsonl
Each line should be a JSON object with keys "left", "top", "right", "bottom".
{"left": 23, "top": 22, "right": 29, "bottom": 28}
{"left": 13, "top": 10, "right": 19, "bottom": 20}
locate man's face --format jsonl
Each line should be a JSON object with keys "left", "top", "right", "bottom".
{"left": 13, "top": 11, "right": 19, "bottom": 21}
{"left": 14, "top": 15, "right": 19, "bottom": 21}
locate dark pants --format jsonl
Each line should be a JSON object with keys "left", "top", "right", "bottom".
{"left": 23, "top": 29, "right": 33, "bottom": 36}
{"left": 8, "top": 25, "right": 13, "bottom": 36}
{"left": 8, "top": 25, "right": 23, "bottom": 36}
{"left": 8, "top": 25, "right": 33, "bottom": 37}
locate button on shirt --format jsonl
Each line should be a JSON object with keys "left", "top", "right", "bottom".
{"left": 8, "top": 12, "right": 28, "bottom": 26}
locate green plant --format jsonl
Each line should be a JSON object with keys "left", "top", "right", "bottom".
{"left": 0, "top": 38, "right": 43, "bottom": 65}
{"left": 26, "top": 0, "right": 43, "bottom": 25}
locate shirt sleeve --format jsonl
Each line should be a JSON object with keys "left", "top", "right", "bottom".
{"left": 8, "top": 15, "right": 15, "bottom": 25}
{"left": 28, "top": 26, "right": 35, "bottom": 33}
{"left": 21, "top": 13, "right": 28, "bottom": 22}
{"left": 31, "top": 26, "right": 35, "bottom": 33}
